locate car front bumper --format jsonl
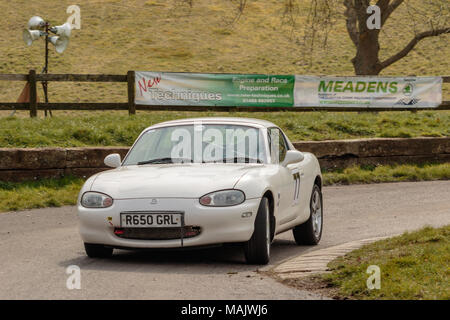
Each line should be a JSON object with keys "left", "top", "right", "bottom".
{"left": 78, "top": 197, "right": 261, "bottom": 248}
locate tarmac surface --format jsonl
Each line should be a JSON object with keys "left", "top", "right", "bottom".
{"left": 0, "top": 180, "right": 449, "bottom": 299}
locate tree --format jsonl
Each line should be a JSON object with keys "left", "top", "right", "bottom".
{"left": 283, "top": 0, "right": 450, "bottom": 75}
{"left": 344, "top": 0, "right": 449, "bottom": 75}
{"left": 180, "top": 1, "right": 448, "bottom": 75}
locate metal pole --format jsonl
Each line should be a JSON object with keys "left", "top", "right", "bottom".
{"left": 41, "top": 22, "right": 52, "bottom": 117}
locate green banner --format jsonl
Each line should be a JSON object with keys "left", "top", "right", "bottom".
{"left": 135, "top": 72, "right": 295, "bottom": 107}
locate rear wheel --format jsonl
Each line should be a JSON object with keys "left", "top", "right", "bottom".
{"left": 292, "top": 184, "right": 323, "bottom": 245}
{"left": 84, "top": 243, "right": 113, "bottom": 258}
{"left": 244, "top": 197, "right": 271, "bottom": 265}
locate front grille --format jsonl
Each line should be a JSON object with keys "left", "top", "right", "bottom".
{"left": 114, "top": 226, "right": 201, "bottom": 240}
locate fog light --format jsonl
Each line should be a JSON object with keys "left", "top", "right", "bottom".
{"left": 241, "top": 212, "right": 252, "bottom": 218}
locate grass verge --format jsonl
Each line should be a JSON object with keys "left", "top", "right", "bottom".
{"left": 0, "top": 163, "right": 448, "bottom": 213}
{"left": 323, "top": 163, "right": 450, "bottom": 185}
{"left": 319, "top": 226, "right": 450, "bottom": 300}
{"left": 0, "top": 176, "right": 84, "bottom": 212}
{"left": 0, "top": 110, "right": 449, "bottom": 147}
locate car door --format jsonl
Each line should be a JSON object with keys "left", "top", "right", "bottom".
{"left": 268, "top": 128, "right": 302, "bottom": 225}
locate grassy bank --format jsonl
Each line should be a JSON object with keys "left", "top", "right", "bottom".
{"left": 1, "top": 163, "right": 448, "bottom": 212}
{"left": 0, "top": 110, "right": 448, "bottom": 147}
{"left": 319, "top": 226, "right": 450, "bottom": 300}
{"left": 0, "top": 177, "right": 84, "bottom": 212}
{"left": 324, "top": 163, "right": 450, "bottom": 185}
{"left": 1, "top": 0, "right": 448, "bottom": 104}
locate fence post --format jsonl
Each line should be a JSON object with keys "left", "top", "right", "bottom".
{"left": 28, "top": 69, "right": 37, "bottom": 118}
{"left": 127, "top": 70, "right": 136, "bottom": 115}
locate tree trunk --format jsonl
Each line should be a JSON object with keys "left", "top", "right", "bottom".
{"left": 352, "top": 30, "right": 383, "bottom": 75}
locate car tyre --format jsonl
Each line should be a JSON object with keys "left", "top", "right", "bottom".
{"left": 293, "top": 184, "right": 323, "bottom": 245}
{"left": 84, "top": 243, "right": 113, "bottom": 258}
{"left": 244, "top": 197, "right": 270, "bottom": 265}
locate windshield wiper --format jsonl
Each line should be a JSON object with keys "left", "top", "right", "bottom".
{"left": 226, "top": 157, "right": 262, "bottom": 163}
{"left": 204, "top": 157, "right": 262, "bottom": 164}
{"left": 137, "top": 158, "right": 192, "bottom": 165}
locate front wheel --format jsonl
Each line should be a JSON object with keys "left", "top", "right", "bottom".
{"left": 292, "top": 184, "right": 323, "bottom": 245}
{"left": 244, "top": 197, "right": 271, "bottom": 265}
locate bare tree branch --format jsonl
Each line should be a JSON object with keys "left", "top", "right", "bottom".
{"left": 376, "top": 0, "right": 390, "bottom": 8}
{"left": 344, "top": 0, "right": 359, "bottom": 46}
{"left": 376, "top": 0, "right": 391, "bottom": 22}
{"left": 349, "top": 0, "right": 371, "bottom": 37}
{"left": 282, "top": 0, "right": 299, "bottom": 37}
{"left": 380, "top": 27, "right": 450, "bottom": 69}
{"left": 299, "top": 0, "right": 448, "bottom": 74}
{"left": 381, "top": 0, "right": 404, "bottom": 26}
{"left": 228, "top": 0, "right": 247, "bottom": 26}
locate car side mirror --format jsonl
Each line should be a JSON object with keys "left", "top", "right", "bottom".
{"left": 104, "top": 153, "right": 121, "bottom": 168}
{"left": 281, "top": 150, "right": 304, "bottom": 166}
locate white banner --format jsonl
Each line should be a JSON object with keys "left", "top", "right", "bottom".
{"left": 294, "top": 76, "right": 442, "bottom": 108}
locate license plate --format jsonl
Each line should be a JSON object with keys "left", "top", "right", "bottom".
{"left": 120, "top": 212, "right": 182, "bottom": 228}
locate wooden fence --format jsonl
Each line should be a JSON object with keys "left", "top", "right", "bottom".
{"left": 0, "top": 70, "right": 449, "bottom": 117}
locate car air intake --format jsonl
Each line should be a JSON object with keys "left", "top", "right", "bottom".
{"left": 113, "top": 226, "right": 201, "bottom": 240}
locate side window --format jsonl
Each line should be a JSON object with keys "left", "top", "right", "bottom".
{"left": 268, "top": 128, "right": 288, "bottom": 163}
{"left": 278, "top": 130, "right": 288, "bottom": 162}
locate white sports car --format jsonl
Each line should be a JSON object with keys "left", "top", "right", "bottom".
{"left": 77, "top": 117, "right": 323, "bottom": 264}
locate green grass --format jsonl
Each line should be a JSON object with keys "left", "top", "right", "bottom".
{"left": 321, "top": 225, "right": 450, "bottom": 300}
{"left": 0, "top": 110, "right": 448, "bottom": 147}
{"left": 0, "top": 163, "right": 448, "bottom": 212}
{"left": 322, "top": 163, "right": 450, "bottom": 185}
{"left": 0, "top": 176, "right": 84, "bottom": 212}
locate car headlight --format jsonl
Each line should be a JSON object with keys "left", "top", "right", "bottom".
{"left": 81, "top": 192, "right": 113, "bottom": 208}
{"left": 199, "top": 189, "right": 245, "bottom": 207}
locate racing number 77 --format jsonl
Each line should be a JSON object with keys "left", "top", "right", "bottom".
{"left": 292, "top": 171, "right": 301, "bottom": 204}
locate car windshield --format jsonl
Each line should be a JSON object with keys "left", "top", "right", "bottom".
{"left": 123, "top": 124, "right": 267, "bottom": 165}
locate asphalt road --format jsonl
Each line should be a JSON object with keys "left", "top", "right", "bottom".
{"left": 0, "top": 181, "right": 449, "bottom": 299}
